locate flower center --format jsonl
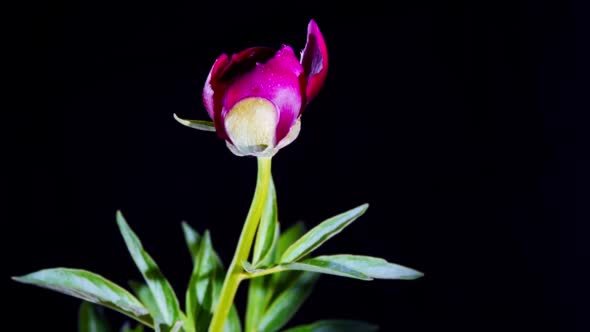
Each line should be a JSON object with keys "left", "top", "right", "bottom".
{"left": 225, "top": 97, "right": 278, "bottom": 155}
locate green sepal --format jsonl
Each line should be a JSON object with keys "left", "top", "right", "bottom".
{"left": 173, "top": 114, "right": 216, "bottom": 132}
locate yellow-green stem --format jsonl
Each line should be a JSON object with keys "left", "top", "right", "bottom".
{"left": 209, "top": 157, "right": 272, "bottom": 332}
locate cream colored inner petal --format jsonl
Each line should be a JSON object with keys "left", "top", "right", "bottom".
{"left": 225, "top": 97, "right": 278, "bottom": 154}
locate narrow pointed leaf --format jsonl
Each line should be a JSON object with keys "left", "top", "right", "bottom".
{"left": 129, "top": 281, "right": 161, "bottom": 323}
{"left": 310, "top": 255, "right": 423, "bottom": 280}
{"left": 79, "top": 302, "right": 112, "bottom": 332}
{"left": 246, "top": 276, "right": 266, "bottom": 332}
{"left": 116, "top": 211, "right": 181, "bottom": 326}
{"left": 186, "top": 231, "right": 216, "bottom": 331}
{"left": 263, "top": 223, "right": 281, "bottom": 265}
{"left": 194, "top": 231, "right": 217, "bottom": 309}
{"left": 280, "top": 204, "right": 369, "bottom": 263}
{"left": 243, "top": 259, "right": 370, "bottom": 281}
{"left": 252, "top": 178, "right": 279, "bottom": 266}
{"left": 224, "top": 306, "right": 242, "bottom": 332}
{"left": 181, "top": 223, "right": 202, "bottom": 332}
{"left": 193, "top": 277, "right": 214, "bottom": 332}
{"left": 248, "top": 254, "right": 422, "bottom": 281}
{"left": 282, "top": 259, "right": 371, "bottom": 281}
{"left": 183, "top": 228, "right": 241, "bottom": 332}
{"left": 120, "top": 322, "right": 145, "bottom": 332}
{"left": 173, "top": 113, "right": 216, "bottom": 132}
{"left": 276, "top": 222, "right": 305, "bottom": 259}
{"left": 264, "top": 223, "right": 307, "bottom": 308}
{"left": 248, "top": 222, "right": 305, "bottom": 331}
{"left": 258, "top": 272, "right": 318, "bottom": 332}
{"left": 211, "top": 251, "right": 225, "bottom": 308}
{"left": 282, "top": 320, "right": 378, "bottom": 332}
{"left": 13, "top": 268, "right": 151, "bottom": 327}
{"left": 170, "top": 321, "right": 183, "bottom": 332}
{"left": 120, "top": 323, "right": 145, "bottom": 332}
{"left": 182, "top": 222, "right": 201, "bottom": 261}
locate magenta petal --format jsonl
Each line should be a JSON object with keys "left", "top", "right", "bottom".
{"left": 301, "top": 19, "right": 328, "bottom": 103}
{"left": 222, "top": 45, "right": 304, "bottom": 143}
{"left": 218, "top": 47, "right": 275, "bottom": 82}
{"left": 203, "top": 53, "right": 229, "bottom": 120}
{"left": 204, "top": 48, "right": 275, "bottom": 139}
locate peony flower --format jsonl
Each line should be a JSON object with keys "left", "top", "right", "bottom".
{"left": 175, "top": 19, "right": 328, "bottom": 157}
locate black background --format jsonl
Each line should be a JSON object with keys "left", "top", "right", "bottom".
{"left": 5, "top": 1, "right": 589, "bottom": 331}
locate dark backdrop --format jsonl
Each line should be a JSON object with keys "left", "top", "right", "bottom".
{"left": 5, "top": 1, "right": 589, "bottom": 331}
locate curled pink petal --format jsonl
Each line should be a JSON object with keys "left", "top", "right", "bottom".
{"left": 301, "top": 19, "right": 329, "bottom": 103}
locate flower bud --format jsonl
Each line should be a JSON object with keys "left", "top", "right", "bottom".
{"left": 201, "top": 20, "right": 328, "bottom": 157}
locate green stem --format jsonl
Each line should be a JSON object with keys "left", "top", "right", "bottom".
{"left": 209, "top": 157, "right": 272, "bottom": 332}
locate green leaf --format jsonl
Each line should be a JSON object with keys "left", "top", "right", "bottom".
{"left": 210, "top": 251, "right": 225, "bottom": 308}
{"left": 282, "top": 320, "right": 378, "bottom": 332}
{"left": 79, "top": 302, "right": 112, "bottom": 332}
{"left": 194, "top": 231, "right": 218, "bottom": 304}
{"left": 211, "top": 252, "right": 242, "bottom": 332}
{"left": 186, "top": 230, "right": 216, "bottom": 331}
{"left": 245, "top": 224, "right": 309, "bottom": 332}
{"left": 264, "top": 223, "right": 307, "bottom": 312}
{"left": 276, "top": 223, "right": 305, "bottom": 259}
{"left": 309, "top": 255, "right": 423, "bottom": 280}
{"left": 246, "top": 276, "right": 266, "bottom": 332}
{"left": 182, "top": 225, "right": 241, "bottom": 332}
{"left": 281, "top": 259, "right": 371, "bottom": 281}
{"left": 173, "top": 113, "right": 216, "bottom": 132}
{"left": 246, "top": 254, "right": 423, "bottom": 282}
{"left": 270, "top": 223, "right": 306, "bottom": 283}
{"left": 224, "top": 305, "right": 242, "bottom": 332}
{"left": 181, "top": 223, "right": 202, "bottom": 332}
{"left": 252, "top": 178, "right": 279, "bottom": 267}
{"left": 182, "top": 222, "right": 201, "bottom": 261}
{"left": 13, "top": 268, "right": 151, "bottom": 327}
{"left": 280, "top": 204, "right": 369, "bottom": 263}
{"left": 116, "top": 211, "right": 181, "bottom": 327}
{"left": 193, "top": 278, "right": 214, "bottom": 332}
{"left": 258, "top": 272, "right": 318, "bottom": 332}
{"left": 120, "top": 322, "right": 145, "bottom": 332}
{"left": 129, "top": 281, "right": 161, "bottom": 323}
{"left": 170, "top": 321, "right": 184, "bottom": 332}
